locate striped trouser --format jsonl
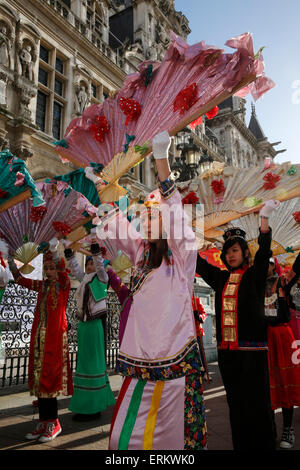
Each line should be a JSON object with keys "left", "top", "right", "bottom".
{"left": 109, "top": 375, "right": 207, "bottom": 450}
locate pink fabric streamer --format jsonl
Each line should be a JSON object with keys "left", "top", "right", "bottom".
{"left": 14, "top": 172, "right": 25, "bottom": 187}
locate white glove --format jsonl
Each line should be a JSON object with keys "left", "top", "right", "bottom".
{"left": 0, "top": 265, "right": 8, "bottom": 288}
{"left": 152, "top": 131, "right": 171, "bottom": 160}
{"left": 85, "top": 167, "right": 102, "bottom": 185}
{"left": 259, "top": 200, "right": 280, "bottom": 218}
{"left": 49, "top": 237, "right": 59, "bottom": 252}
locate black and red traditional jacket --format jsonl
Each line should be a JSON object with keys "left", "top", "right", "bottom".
{"left": 196, "top": 229, "right": 272, "bottom": 351}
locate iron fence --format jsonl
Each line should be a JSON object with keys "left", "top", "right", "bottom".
{"left": 0, "top": 283, "right": 120, "bottom": 388}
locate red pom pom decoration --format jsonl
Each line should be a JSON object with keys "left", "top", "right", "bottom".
{"left": 293, "top": 211, "right": 300, "bottom": 223}
{"left": 120, "top": 97, "right": 141, "bottom": 125}
{"left": 89, "top": 115, "right": 110, "bottom": 143}
{"left": 211, "top": 178, "right": 225, "bottom": 195}
{"left": 174, "top": 83, "right": 198, "bottom": 115}
{"left": 29, "top": 205, "right": 47, "bottom": 223}
{"left": 182, "top": 191, "right": 200, "bottom": 205}
{"left": 0, "top": 188, "right": 8, "bottom": 199}
{"left": 52, "top": 221, "right": 72, "bottom": 236}
{"left": 263, "top": 172, "right": 281, "bottom": 190}
{"left": 205, "top": 106, "right": 219, "bottom": 120}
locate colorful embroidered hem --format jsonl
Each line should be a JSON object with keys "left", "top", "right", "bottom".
{"left": 116, "top": 341, "right": 202, "bottom": 381}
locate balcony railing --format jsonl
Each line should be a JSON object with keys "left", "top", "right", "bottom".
{"left": 43, "top": 0, "right": 125, "bottom": 69}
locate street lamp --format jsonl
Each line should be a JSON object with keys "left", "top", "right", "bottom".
{"left": 198, "top": 151, "right": 214, "bottom": 173}
{"left": 171, "top": 128, "right": 201, "bottom": 182}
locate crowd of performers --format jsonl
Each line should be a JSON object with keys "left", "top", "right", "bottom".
{"left": 0, "top": 131, "right": 299, "bottom": 450}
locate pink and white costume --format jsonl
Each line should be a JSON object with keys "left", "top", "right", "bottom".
{"left": 97, "top": 180, "right": 207, "bottom": 450}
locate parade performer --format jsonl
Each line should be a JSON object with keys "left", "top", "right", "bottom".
{"left": 265, "top": 258, "right": 300, "bottom": 449}
{"left": 97, "top": 131, "right": 206, "bottom": 450}
{"left": 7, "top": 238, "right": 73, "bottom": 442}
{"left": 282, "top": 253, "right": 300, "bottom": 341}
{"left": 196, "top": 201, "right": 280, "bottom": 450}
{"left": 64, "top": 240, "right": 115, "bottom": 421}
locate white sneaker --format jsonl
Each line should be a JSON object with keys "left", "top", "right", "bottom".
{"left": 25, "top": 420, "right": 47, "bottom": 440}
{"left": 280, "top": 427, "right": 295, "bottom": 449}
{"left": 38, "top": 419, "right": 62, "bottom": 443}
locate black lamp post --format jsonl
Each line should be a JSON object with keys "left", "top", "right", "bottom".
{"left": 170, "top": 128, "right": 213, "bottom": 182}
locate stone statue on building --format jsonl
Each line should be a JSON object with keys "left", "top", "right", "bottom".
{"left": 146, "top": 43, "right": 158, "bottom": 61}
{"left": 0, "top": 73, "right": 7, "bottom": 106}
{"left": 0, "top": 24, "right": 12, "bottom": 69}
{"left": 75, "top": 84, "right": 89, "bottom": 115}
{"left": 19, "top": 44, "right": 35, "bottom": 81}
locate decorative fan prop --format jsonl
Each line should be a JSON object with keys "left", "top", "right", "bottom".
{"left": 0, "top": 181, "right": 97, "bottom": 273}
{"left": 68, "top": 231, "right": 133, "bottom": 280}
{"left": 50, "top": 167, "right": 130, "bottom": 246}
{"left": 177, "top": 161, "right": 300, "bottom": 244}
{"left": 215, "top": 198, "right": 300, "bottom": 262}
{"left": 0, "top": 149, "right": 45, "bottom": 213}
{"left": 55, "top": 32, "right": 274, "bottom": 202}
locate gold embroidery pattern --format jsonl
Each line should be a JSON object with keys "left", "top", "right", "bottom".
{"left": 223, "top": 312, "right": 236, "bottom": 326}
{"left": 220, "top": 271, "right": 245, "bottom": 347}
{"left": 32, "top": 326, "right": 46, "bottom": 397}
{"left": 61, "top": 331, "right": 69, "bottom": 396}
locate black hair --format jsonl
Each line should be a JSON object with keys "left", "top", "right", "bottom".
{"left": 220, "top": 237, "right": 250, "bottom": 270}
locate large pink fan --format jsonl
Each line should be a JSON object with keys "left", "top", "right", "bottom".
{"left": 56, "top": 32, "right": 274, "bottom": 202}
{"left": 0, "top": 180, "right": 97, "bottom": 273}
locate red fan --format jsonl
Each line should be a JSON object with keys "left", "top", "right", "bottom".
{"left": 55, "top": 32, "right": 274, "bottom": 202}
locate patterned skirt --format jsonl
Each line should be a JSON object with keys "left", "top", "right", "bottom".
{"left": 268, "top": 323, "right": 300, "bottom": 410}
{"left": 108, "top": 373, "right": 207, "bottom": 450}
{"left": 68, "top": 319, "right": 115, "bottom": 414}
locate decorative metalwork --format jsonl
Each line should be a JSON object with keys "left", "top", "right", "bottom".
{"left": 0, "top": 282, "right": 121, "bottom": 387}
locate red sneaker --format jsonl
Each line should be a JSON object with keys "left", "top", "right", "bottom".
{"left": 25, "top": 420, "right": 47, "bottom": 440}
{"left": 39, "top": 419, "right": 62, "bottom": 442}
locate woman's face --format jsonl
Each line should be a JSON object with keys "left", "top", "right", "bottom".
{"left": 43, "top": 261, "right": 57, "bottom": 281}
{"left": 225, "top": 242, "right": 247, "bottom": 269}
{"left": 141, "top": 209, "right": 163, "bottom": 243}
{"left": 86, "top": 259, "right": 96, "bottom": 274}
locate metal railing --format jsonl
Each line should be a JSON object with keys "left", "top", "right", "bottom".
{"left": 0, "top": 284, "right": 120, "bottom": 388}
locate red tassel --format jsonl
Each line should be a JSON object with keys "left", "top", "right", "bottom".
{"left": 211, "top": 178, "right": 225, "bottom": 195}
{"left": 0, "top": 188, "right": 8, "bottom": 198}
{"left": 29, "top": 206, "right": 47, "bottom": 223}
{"left": 182, "top": 191, "right": 199, "bottom": 205}
{"left": 205, "top": 106, "right": 219, "bottom": 120}
{"left": 120, "top": 97, "right": 141, "bottom": 125}
{"left": 189, "top": 116, "right": 203, "bottom": 129}
{"left": 263, "top": 172, "right": 280, "bottom": 190}
{"left": 89, "top": 115, "right": 110, "bottom": 143}
{"left": 174, "top": 83, "right": 198, "bottom": 115}
{"left": 52, "top": 221, "right": 72, "bottom": 236}
{"left": 293, "top": 211, "right": 300, "bottom": 223}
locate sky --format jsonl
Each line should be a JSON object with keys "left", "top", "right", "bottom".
{"left": 174, "top": 0, "right": 300, "bottom": 164}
